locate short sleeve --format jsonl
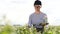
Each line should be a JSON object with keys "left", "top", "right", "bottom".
{"left": 28, "top": 15, "right": 32, "bottom": 27}
{"left": 43, "top": 14, "right": 48, "bottom": 23}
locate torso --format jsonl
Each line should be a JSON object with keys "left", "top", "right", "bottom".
{"left": 30, "top": 12, "right": 46, "bottom": 25}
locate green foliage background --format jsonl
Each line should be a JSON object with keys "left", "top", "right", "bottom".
{"left": 0, "top": 24, "right": 60, "bottom": 34}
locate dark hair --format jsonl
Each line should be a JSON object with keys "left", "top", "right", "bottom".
{"left": 34, "top": 0, "right": 42, "bottom": 5}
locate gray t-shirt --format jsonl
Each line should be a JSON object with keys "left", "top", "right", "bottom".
{"left": 28, "top": 12, "right": 48, "bottom": 28}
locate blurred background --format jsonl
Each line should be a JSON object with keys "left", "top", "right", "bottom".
{"left": 0, "top": 0, "right": 60, "bottom": 26}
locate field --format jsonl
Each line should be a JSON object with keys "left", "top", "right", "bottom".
{"left": 0, "top": 24, "right": 60, "bottom": 34}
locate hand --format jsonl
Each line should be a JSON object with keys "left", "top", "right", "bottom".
{"left": 39, "top": 23, "right": 49, "bottom": 26}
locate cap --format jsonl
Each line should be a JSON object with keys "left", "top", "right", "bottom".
{"left": 34, "top": 0, "right": 42, "bottom": 5}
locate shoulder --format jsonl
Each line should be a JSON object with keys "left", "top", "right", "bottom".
{"left": 41, "top": 12, "right": 47, "bottom": 16}
{"left": 41, "top": 12, "right": 46, "bottom": 15}
{"left": 29, "top": 13, "right": 34, "bottom": 18}
{"left": 41, "top": 12, "right": 47, "bottom": 18}
{"left": 30, "top": 13, "right": 34, "bottom": 16}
